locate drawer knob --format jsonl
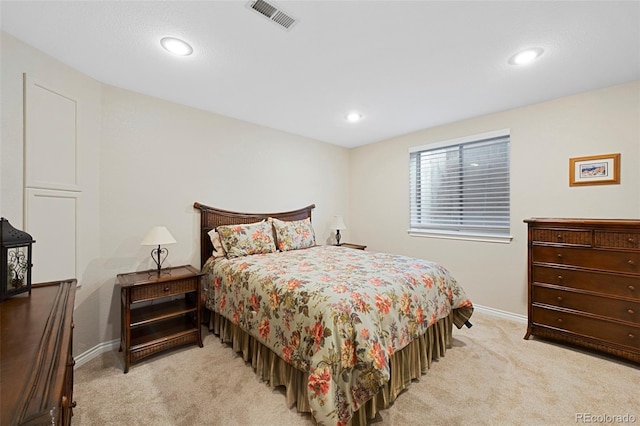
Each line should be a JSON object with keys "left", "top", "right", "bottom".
{"left": 630, "top": 285, "right": 636, "bottom": 291}
{"left": 629, "top": 333, "right": 636, "bottom": 340}
{"left": 557, "top": 318, "right": 563, "bottom": 323}
{"left": 629, "top": 237, "right": 636, "bottom": 243}
{"left": 628, "top": 309, "right": 635, "bottom": 315}
{"left": 164, "top": 286, "right": 170, "bottom": 292}
{"left": 557, "top": 234, "right": 563, "bottom": 240}
{"left": 628, "top": 260, "right": 636, "bottom": 266}
{"left": 557, "top": 253, "right": 563, "bottom": 259}
{"left": 556, "top": 296, "right": 563, "bottom": 302}
{"left": 557, "top": 275, "right": 563, "bottom": 281}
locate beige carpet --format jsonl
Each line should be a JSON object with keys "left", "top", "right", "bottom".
{"left": 73, "top": 312, "right": 639, "bottom": 425}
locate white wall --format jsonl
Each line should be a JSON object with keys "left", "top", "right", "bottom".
{"left": 349, "top": 80, "right": 640, "bottom": 316}
{"left": 95, "top": 85, "right": 350, "bottom": 347}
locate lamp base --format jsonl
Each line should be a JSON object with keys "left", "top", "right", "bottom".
{"left": 150, "top": 246, "right": 169, "bottom": 275}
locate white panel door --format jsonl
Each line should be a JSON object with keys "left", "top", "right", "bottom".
{"left": 23, "top": 74, "right": 80, "bottom": 283}
{"left": 24, "top": 188, "right": 77, "bottom": 283}
{"left": 24, "top": 75, "right": 79, "bottom": 192}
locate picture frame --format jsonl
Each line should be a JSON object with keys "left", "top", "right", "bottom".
{"left": 569, "top": 153, "right": 620, "bottom": 187}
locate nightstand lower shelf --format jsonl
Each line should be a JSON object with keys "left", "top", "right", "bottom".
{"left": 130, "top": 317, "right": 200, "bottom": 363}
{"left": 130, "top": 299, "right": 197, "bottom": 327}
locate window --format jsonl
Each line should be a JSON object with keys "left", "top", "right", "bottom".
{"left": 409, "top": 130, "right": 511, "bottom": 243}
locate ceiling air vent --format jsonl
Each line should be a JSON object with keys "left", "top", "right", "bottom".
{"left": 247, "top": 0, "right": 298, "bottom": 30}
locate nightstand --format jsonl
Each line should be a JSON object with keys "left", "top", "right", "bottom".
{"left": 338, "top": 243, "right": 367, "bottom": 250}
{"left": 118, "top": 265, "right": 204, "bottom": 373}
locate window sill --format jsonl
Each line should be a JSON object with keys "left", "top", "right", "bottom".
{"left": 408, "top": 229, "right": 513, "bottom": 244}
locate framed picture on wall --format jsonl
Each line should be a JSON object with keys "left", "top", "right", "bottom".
{"left": 569, "top": 153, "right": 620, "bottom": 187}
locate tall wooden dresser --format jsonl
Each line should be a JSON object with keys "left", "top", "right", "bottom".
{"left": 524, "top": 219, "right": 639, "bottom": 363}
{"left": 1, "top": 279, "right": 77, "bottom": 425}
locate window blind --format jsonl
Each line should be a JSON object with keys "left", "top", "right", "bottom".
{"left": 409, "top": 133, "right": 510, "bottom": 238}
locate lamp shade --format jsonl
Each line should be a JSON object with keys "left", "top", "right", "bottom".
{"left": 330, "top": 215, "right": 347, "bottom": 230}
{"left": 141, "top": 226, "right": 176, "bottom": 246}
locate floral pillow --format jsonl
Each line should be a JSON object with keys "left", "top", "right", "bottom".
{"left": 271, "top": 217, "right": 316, "bottom": 251}
{"left": 216, "top": 221, "right": 277, "bottom": 258}
{"left": 207, "top": 229, "right": 226, "bottom": 258}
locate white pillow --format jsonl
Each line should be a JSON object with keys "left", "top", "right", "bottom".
{"left": 207, "top": 229, "right": 226, "bottom": 258}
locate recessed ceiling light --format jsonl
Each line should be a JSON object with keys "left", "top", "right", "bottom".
{"left": 346, "top": 112, "right": 363, "bottom": 123}
{"left": 508, "top": 47, "right": 543, "bottom": 65}
{"left": 160, "top": 37, "right": 193, "bottom": 56}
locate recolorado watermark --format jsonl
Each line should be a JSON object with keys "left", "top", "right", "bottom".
{"left": 576, "top": 413, "right": 637, "bottom": 423}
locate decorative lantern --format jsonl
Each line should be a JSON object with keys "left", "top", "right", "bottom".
{"left": 1, "top": 218, "right": 35, "bottom": 301}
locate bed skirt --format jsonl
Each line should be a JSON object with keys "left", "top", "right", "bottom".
{"left": 208, "top": 307, "right": 472, "bottom": 425}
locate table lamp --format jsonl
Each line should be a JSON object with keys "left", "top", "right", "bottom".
{"left": 141, "top": 226, "right": 176, "bottom": 275}
{"left": 330, "top": 215, "right": 347, "bottom": 246}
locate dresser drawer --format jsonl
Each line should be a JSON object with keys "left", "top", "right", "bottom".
{"left": 595, "top": 231, "right": 640, "bottom": 250}
{"left": 532, "top": 306, "right": 639, "bottom": 350}
{"left": 532, "top": 246, "right": 640, "bottom": 274}
{"left": 130, "top": 277, "right": 198, "bottom": 302}
{"left": 531, "top": 228, "right": 591, "bottom": 246}
{"left": 532, "top": 285, "right": 639, "bottom": 324}
{"left": 532, "top": 265, "right": 639, "bottom": 299}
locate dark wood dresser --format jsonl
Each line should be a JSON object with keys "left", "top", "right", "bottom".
{"left": 1, "top": 279, "right": 77, "bottom": 425}
{"left": 524, "top": 219, "right": 639, "bottom": 363}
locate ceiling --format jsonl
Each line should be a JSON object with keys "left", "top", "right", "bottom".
{"left": 1, "top": 1, "right": 639, "bottom": 148}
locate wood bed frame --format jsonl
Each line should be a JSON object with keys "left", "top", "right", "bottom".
{"left": 193, "top": 202, "right": 315, "bottom": 267}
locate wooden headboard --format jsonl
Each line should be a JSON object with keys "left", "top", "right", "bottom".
{"left": 193, "top": 202, "right": 316, "bottom": 268}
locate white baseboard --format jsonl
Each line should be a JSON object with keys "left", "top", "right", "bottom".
{"left": 473, "top": 304, "right": 527, "bottom": 324}
{"left": 74, "top": 338, "right": 120, "bottom": 368}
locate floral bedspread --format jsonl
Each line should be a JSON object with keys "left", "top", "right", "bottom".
{"left": 203, "top": 245, "right": 472, "bottom": 425}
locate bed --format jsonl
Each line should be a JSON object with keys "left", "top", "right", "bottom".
{"left": 194, "top": 202, "right": 473, "bottom": 425}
